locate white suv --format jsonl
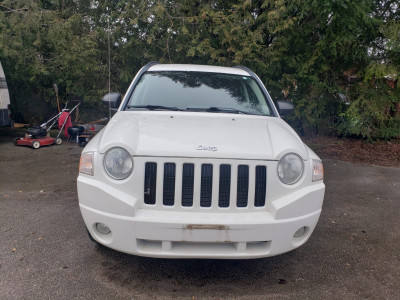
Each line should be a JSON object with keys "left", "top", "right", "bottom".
{"left": 78, "top": 63, "right": 325, "bottom": 259}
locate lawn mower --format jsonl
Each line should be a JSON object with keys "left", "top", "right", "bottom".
{"left": 13, "top": 102, "right": 80, "bottom": 149}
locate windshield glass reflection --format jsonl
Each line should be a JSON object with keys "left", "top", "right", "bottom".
{"left": 126, "top": 71, "right": 271, "bottom": 116}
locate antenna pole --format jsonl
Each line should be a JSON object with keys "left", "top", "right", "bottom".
{"left": 108, "top": 15, "right": 111, "bottom": 120}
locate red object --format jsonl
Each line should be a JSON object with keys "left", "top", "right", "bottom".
{"left": 58, "top": 111, "right": 72, "bottom": 137}
{"left": 15, "top": 137, "right": 56, "bottom": 148}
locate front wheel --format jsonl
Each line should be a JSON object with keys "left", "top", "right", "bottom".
{"left": 31, "top": 140, "right": 40, "bottom": 149}
{"left": 55, "top": 137, "right": 62, "bottom": 145}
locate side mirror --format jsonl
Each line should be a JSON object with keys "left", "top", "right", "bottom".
{"left": 276, "top": 100, "right": 295, "bottom": 116}
{"left": 102, "top": 92, "right": 121, "bottom": 109}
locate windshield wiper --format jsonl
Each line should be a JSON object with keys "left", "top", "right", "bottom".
{"left": 128, "top": 105, "right": 183, "bottom": 111}
{"left": 186, "top": 107, "right": 255, "bottom": 115}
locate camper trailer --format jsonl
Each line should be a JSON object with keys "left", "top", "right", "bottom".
{"left": 0, "top": 62, "right": 11, "bottom": 127}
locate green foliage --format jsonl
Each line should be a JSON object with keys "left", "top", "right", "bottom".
{"left": 0, "top": 0, "right": 107, "bottom": 108}
{"left": 336, "top": 81, "right": 400, "bottom": 140}
{"left": 0, "top": 0, "right": 399, "bottom": 138}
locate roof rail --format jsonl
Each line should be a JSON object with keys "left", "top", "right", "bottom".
{"left": 145, "top": 61, "right": 160, "bottom": 69}
{"left": 234, "top": 65, "right": 253, "bottom": 74}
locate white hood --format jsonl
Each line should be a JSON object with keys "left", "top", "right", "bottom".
{"left": 96, "top": 111, "right": 308, "bottom": 160}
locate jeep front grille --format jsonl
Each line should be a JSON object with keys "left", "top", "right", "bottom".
{"left": 200, "top": 164, "right": 213, "bottom": 207}
{"left": 218, "top": 165, "right": 231, "bottom": 208}
{"left": 254, "top": 166, "right": 267, "bottom": 207}
{"left": 181, "top": 163, "right": 194, "bottom": 207}
{"left": 144, "top": 162, "right": 157, "bottom": 205}
{"left": 144, "top": 161, "right": 267, "bottom": 209}
{"left": 237, "top": 165, "right": 249, "bottom": 207}
{"left": 163, "top": 163, "right": 176, "bottom": 206}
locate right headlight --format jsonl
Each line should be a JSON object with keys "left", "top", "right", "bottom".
{"left": 103, "top": 147, "right": 133, "bottom": 180}
{"left": 277, "top": 153, "right": 304, "bottom": 184}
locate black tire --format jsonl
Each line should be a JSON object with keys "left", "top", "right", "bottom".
{"left": 86, "top": 228, "right": 97, "bottom": 243}
{"left": 86, "top": 228, "right": 107, "bottom": 250}
{"left": 13, "top": 137, "right": 20, "bottom": 146}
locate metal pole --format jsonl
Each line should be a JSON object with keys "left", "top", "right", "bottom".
{"left": 108, "top": 16, "right": 111, "bottom": 120}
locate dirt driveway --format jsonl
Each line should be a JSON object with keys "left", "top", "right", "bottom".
{"left": 0, "top": 132, "right": 399, "bottom": 299}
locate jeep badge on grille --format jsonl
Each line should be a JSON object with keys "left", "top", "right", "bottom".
{"left": 196, "top": 145, "right": 218, "bottom": 152}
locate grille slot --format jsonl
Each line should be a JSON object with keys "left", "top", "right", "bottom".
{"left": 163, "top": 163, "right": 176, "bottom": 206}
{"left": 200, "top": 164, "right": 213, "bottom": 207}
{"left": 181, "top": 163, "right": 194, "bottom": 207}
{"left": 144, "top": 162, "right": 157, "bottom": 204}
{"left": 254, "top": 166, "right": 267, "bottom": 207}
{"left": 218, "top": 164, "right": 231, "bottom": 207}
{"left": 237, "top": 165, "right": 249, "bottom": 207}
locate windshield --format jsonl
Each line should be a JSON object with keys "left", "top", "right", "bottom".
{"left": 125, "top": 71, "right": 272, "bottom": 116}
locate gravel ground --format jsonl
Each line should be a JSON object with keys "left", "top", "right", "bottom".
{"left": 0, "top": 131, "right": 399, "bottom": 299}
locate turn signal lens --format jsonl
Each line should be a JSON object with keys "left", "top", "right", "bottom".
{"left": 79, "top": 152, "right": 94, "bottom": 176}
{"left": 312, "top": 159, "right": 324, "bottom": 181}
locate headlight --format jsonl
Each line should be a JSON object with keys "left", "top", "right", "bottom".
{"left": 277, "top": 153, "right": 304, "bottom": 184}
{"left": 103, "top": 147, "right": 133, "bottom": 180}
{"left": 312, "top": 159, "right": 324, "bottom": 181}
{"left": 79, "top": 152, "right": 94, "bottom": 176}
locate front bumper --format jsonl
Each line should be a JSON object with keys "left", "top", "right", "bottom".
{"left": 78, "top": 175, "right": 325, "bottom": 259}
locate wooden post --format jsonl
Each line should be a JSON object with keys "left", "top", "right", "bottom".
{"left": 53, "top": 83, "right": 60, "bottom": 113}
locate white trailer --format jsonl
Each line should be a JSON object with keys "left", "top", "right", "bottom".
{"left": 0, "top": 62, "right": 11, "bottom": 127}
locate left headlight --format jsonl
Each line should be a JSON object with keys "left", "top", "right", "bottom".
{"left": 277, "top": 153, "right": 304, "bottom": 185}
{"left": 103, "top": 147, "right": 133, "bottom": 180}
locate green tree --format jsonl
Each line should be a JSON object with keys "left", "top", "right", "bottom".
{"left": 1, "top": 0, "right": 399, "bottom": 138}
